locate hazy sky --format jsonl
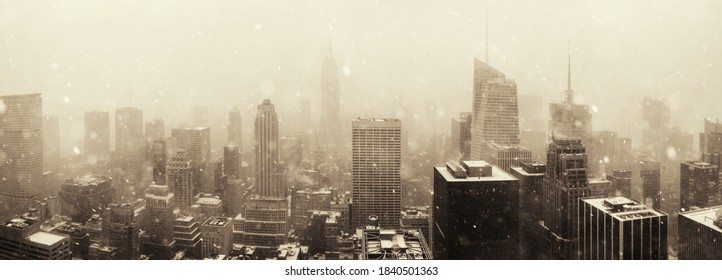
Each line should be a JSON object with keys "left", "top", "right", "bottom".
{"left": 1, "top": 0, "right": 720, "bottom": 153}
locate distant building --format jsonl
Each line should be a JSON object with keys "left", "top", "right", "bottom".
{"left": 103, "top": 203, "right": 142, "bottom": 260}
{"left": 351, "top": 118, "right": 402, "bottom": 230}
{"left": 642, "top": 96, "right": 670, "bottom": 159}
{"left": 43, "top": 115, "right": 60, "bottom": 171}
{"left": 167, "top": 149, "right": 194, "bottom": 209}
{"left": 678, "top": 206, "right": 722, "bottom": 259}
{"left": 171, "top": 127, "right": 211, "bottom": 164}
{"left": 607, "top": 169, "right": 632, "bottom": 198}
{"left": 141, "top": 185, "right": 176, "bottom": 259}
{"left": 640, "top": 161, "right": 661, "bottom": 210}
{"left": 433, "top": 160, "right": 519, "bottom": 260}
{"left": 201, "top": 216, "right": 233, "bottom": 258}
{"left": 292, "top": 188, "right": 332, "bottom": 235}
{"left": 0, "top": 216, "right": 71, "bottom": 259}
{"left": 84, "top": 110, "right": 110, "bottom": 162}
{"left": 59, "top": 175, "right": 114, "bottom": 223}
{"left": 151, "top": 137, "right": 177, "bottom": 185}
{"left": 548, "top": 55, "right": 592, "bottom": 146}
{"left": 144, "top": 118, "right": 165, "bottom": 143}
{"left": 399, "top": 207, "right": 431, "bottom": 252}
{"left": 50, "top": 223, "right": 90, "bottom": 259}
{"left": 223, "top": 145, "right": 242, "bottom": 178}
{"left": 255, "top": 99, "right": 285, "bottom": 197}
{"left": 579, "top": 196, "right": 668, "bottom": 260}
{"left": 483, "top": 142, "right": 532, "bottom": 173}
{"left": 680, "top": 160, "right": 720, "bottom": 210}
{"left": 320, "top": 44, "right": 341, "bottom": 147}
{"left": 238, "top": 196, "right": 288, "bottom": 259}
{"left": 228, "top": 107, "right": 243, "bottom": 148}
{"left": 450, "top": 112, "right": 472, "bottom": 160}
{"left": 588, "top": 178, "right": 613, "bottom": 197}
{"left": 115, "top": 107, "right": 144, "bottom": 158}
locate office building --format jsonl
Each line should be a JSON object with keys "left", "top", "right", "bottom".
{"left": 59, "top": 175, "right": 114, "bottom": 223}
{"left": 144, "top": 118, "right": 164, "bottom": 143}
{"left": 642, "top": 96, "right": 670, "bottom": 158}
{"left": 141, "top": 184, "right": 176, "bottom": 259}
{"left": 399, "top": 207, "right": 431, "bottom": 251}
{"left": 681, "top": 160, "right": 720, "bottom": 210}
{"left": 151, "top": 137, "right": 176, "bottom": 185}
{"left": 167, "top": 149, "right": 194, "bottom": 209}
{"left": 579, "top": 196, "right": 668, "bottom": 260}
{"left": 42, "top": 115, "right": 60, "bottom": 171}
{"left": 678, "top": 205, "right": 722, "bottom": 259}
{"left": 542, "top": 138, "right": 590, "bottom": 260}
{"left": 433, "top": 161, "right": 519, "bottom": 260}
{"left": 470, "top": 59, "right": 520, "bottom": 159}
{"left": 255, "top": 99, "right": 284, "bottom": 197}
{"left": 171, "top": 127, "right": 211, "bottom": 164}
{"left": 228, "top": 107, "right": 242, "bottom": 148}
{"left": 351, "top": 118, "right": 402, "bottom": 230}
{"left": 320, "top": 44, "right": 341, "bottom": 147}
{"left": 84, "top": 110, "right": 110, "bottom": 162}
{"left": 0, "top": 93, "right": 44, "bottom": 218}
{"left": 510, "top": 161, "right": 546, "bottom": 259}
{"left": 238, "top": 195, "right": 288, "bottom": 259}
{"left": 483, "top": 142, "right": 532, "bottom": 173}
{"left": 0, "top": 216, "right": 71, "bottom": 259}
{"left": 607, "top": 169, "right": 632, "bottom": 198}
{"left": 548, "top": 54, "right": 592, "bottom": 145}
{"left": 292, "top": 188, "right": 332, "bottom": 234}
{"left": 173, "top": 215, "right": 202, "bottom": 259}
{"left": 450, "top": 112, "right": 472, "bottom": 160}
{"left": 201, "top": 216, "right": 233, "bottom": 257}
{"left": 640, "top": 161, "right": 662, "bottom": 210}
{"left": 115, "top": 107, "right": 144, "bottom": 157}
{"left": 103, "top": 203, "right": 141, "bottom": 260}
{"left": 223, "top": 145, "right": 242, "bottom": 178}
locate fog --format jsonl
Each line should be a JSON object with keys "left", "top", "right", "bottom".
{"left": 1, "top": 0, "right": 720, "bottom": 156}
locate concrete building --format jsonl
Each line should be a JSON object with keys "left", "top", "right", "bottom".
{"left": 607, "top": 169, "right": 632, "bottom": 198}
{"left": 450, "top": 112, "right": 472, "bottom": 160}
{"left": 680, "top": 160, "right": 720, "bottom": 210}
{"left": 224, "top": 145, "right": 242, "bottom": 179}
{"left": 167, "top": 149, "right": 194, "bottom": 209}
{"left": 103, "top": 203, "right": 141, "bottom": 260}
{"left": 255, "top": 99, "right": 284, "bottom": 197}
{"left": 642, "top": 96, "right": 670, "bottom": 158}
{"left": 433, "top": 160, "right": 519, "bottom": 260}
{"left": 228, "top": 107, "right": 242, "bottom": 148}
{"left": 151, "top": 137, "right": 176, "bottom": 185}
{"left": 171, "top": 127, "right": 211, "bottom": 164}
{"left": 115, "top": 107, "right": 144, "bottom": 157}
{"left": 483, "top": 142, "right": 532, "bottom": 173}
{"left": 678, "top": 205, "right": 722, "bottom": 259}
{"left": 237, "top": 195, "right": 288, "bottom": 259}
{"left": 320, "top": 44, "right": 341, "bottom": 147}
{"left": 173, "top": 215, "right": 202, "bottom": 259}
{"left": 399, "top": 207, "right": 431, "bottom": 252}
{"left": 351, "top": 118, "right": 402, "bottom": 230}
{"left": 510, "top": 161, "right": 546, "bottom": 259}
{"left": 84, "top": 110, "right": 110, "bottom": 162}
{"left": 141, "top": 184, "right": 175, "bottom": 259}
{"left": 0, "top": 216, "right": 71, "bottom": 259}
{"left": 201, "top": 216, "right": 233, "bottom": 258}
{"left": 144, "top": 118, "right": 165, "bottom": 143}
{"left": 0, "top": 93, "right": 43, "bottom": 219}
{"left": 59, "top": 175, "right": 114, "bottom": 223}
{"left": 42, "top": 115, "right": 60, "bottom": 171}
{"left": 548, "top": 54, "right": 592, "bottom": 146}
{"left": 640, "top": 161, "right": 662, "bottom": 210}
{"left": 580, "top": 196, "right": 668, "bottom": 260}
{"left": 292, "top": 188, "right": 332, "bottom": 234}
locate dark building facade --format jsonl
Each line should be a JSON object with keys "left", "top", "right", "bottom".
{"left": 680, "top": 160, "right": 720, "bottom": 211}
{"left": 510, "top": 161, "right": 546, "bottom": 259}
{"left": 678, "top": 206, "right": 722, "bottom": 259}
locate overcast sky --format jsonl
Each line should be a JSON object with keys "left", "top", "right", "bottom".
{"left": 1, "top": 0, "right": 720, "bottom": 153}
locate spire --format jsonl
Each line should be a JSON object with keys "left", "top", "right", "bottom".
{"left": 564, "top": 38, "right": 574, "bottom": 104}
{"left": 485, "top": 10, "right": 489, "bottom": 64}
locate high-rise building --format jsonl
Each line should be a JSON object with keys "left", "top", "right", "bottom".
{"left": 42, "top": 115, "right": 60, "bottom": 171}
{"left": 0, "top": 93, "right": 43, "bottom": 218}
{"left": 548, "top": 52, "right": 592, "bottom": 145}
{"left": 0, "top": 216, "right": 71, "bottom": 259}
{"left": 678, "top": 205, "right": 722, "bottom": 259}
{"left": 360, "top": 227, "right": 432, "bottom": 260}
{"left": 167, "top": 149, "right": 194, "bottom": 209}
{"left": 228, "top": 107, "right": 242, "bottom": 148}
{"left": 700, "top": 119, "right": 722, "bottom": 155}
{"left": 470, "top": 59, "right": 520, "bottom": 160}
{"left": 640, "top": 161, "right": 662, "bottom": 210}
{"left": 351, "top": 118, "right": 402, "bottom": 230}
{"left": 518, "top": 95, "right": 546, "bottom": 131}
{"left": 433, "top": 161, "right": 519, "bottom": 260}
{"left": 59, "top": 175, "right": 114, "bottom": 223}
{"left": 151, "top": 137, "right": 176, "bottom": 185}
{"left": 510, "top": 161, "right": 546, "bottom": 260}
{"left": 173, "top": 215, "right": 202, "bottom": 259}
{"left": 237, "top": 195, "right": 288, "bottom": 259}
{"left": 291, "top": 188, "right": 332, "bottom": 235}
{"left": 171, "top": 127, "right": 211, "bottom": 164}
{"left": 607, "top": 169, "right": 632, "bottom": 198}
{"left": 483, "top": 142, "right": 532, "bottom": 173}
{"left": 299, "top": 99, "right": 311, "bottom": 133}
{"left": 144, "top": 118, "right": 165, "bottom": 143}
{"left": 399, "top": 207, "right": 431, "bottom": 251}
{"left": 103, "top": 203, "right": 141, "bottom": 260}
{"left": 84, "top": 110, "right": 110, "bottom": 162}
{"left": 680, "top": 160, "right": 720, "bottom": 210}
{"left": 579, "top": 196, "right": 668, "bottom": 260}
{"left": 642, "top": 96, "right": 670, "bottom": 157}
{"left": 450, "top": 112, "right": 472, "bottom": 160}
{"left": 223, "top": 145, "right": 242, "bottom": 178}
{"left": 542, "top": 138, "right": 590, "bottom": 260}
{"left": 320, "top": 44, "right": 341, "bottom": 147}
{"left": 141, "top": 184, "right": 176, "bottom": 259}
{"left": 200, "top": 216, "right": 233, "bottom": 257}
{"left": 254, "top": 99, "right": 283, "bottom": 197}
{"left": 115, "top": 107, "right": 144, "bottom": 158}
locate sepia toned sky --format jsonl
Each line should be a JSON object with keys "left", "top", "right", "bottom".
{"left": 1, "top": 0, "right": 720, "bottom": 154}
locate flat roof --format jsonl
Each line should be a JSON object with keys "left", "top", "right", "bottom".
{"left": 680, "top": 206, "right": 722, "bottom": 234}
{"left": 203, "top": 217, "right": 232, "bottom": 227}
{"left": 509, "top": 166, "right": 543, "bottom": 177}
{"left": 435, "top": 165, "right": 517, "bottom": 183}
{"left": 26, "top": 231, "right": 66, "bottom": 246}
{"left": 582, "top": 196, "right": 666, "bottom": 220}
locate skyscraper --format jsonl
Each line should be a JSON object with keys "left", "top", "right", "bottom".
{"left": 700, "top": 118, "right": 722, "bottom": 155}
{"left": 151, "top": 137, "right": 176, "bottom": 185}
{"left": 680, "top": 160, "right": 720, "bottom": 211}
{"left": 141, "top": 184, "right": 176, "bottom": 259}
{"left": 167, "top": 149, "right": 194, "bottom": 209}
{"left": 223, "top": 145, "right": 242, "bottom": 178}
{"left": 42, "top": 115, "right": 60, "bottom": 171}
{"left": 115, "top": 107, "right": 144, "bottom": 157}
{"left": 351, "top": 118, "right": 402, "bottom": 230}
{"left": 237, "top": 195, "right": 288, "bottom": 259}
{"left": 200, "top": 216, "right": 233, "bottom": 258}
{"left": 548, "top": 50, "right": 592, "bottom": 145}
{"left": 510, "top": 161, "right": 546, "bottom": 259}
{"left": 320, "top": 44, "right": 341, "bottom": 147}
{"left": 450, "top": 112, "right": 472, "bottom": 160}
{"left": 228, "top": 107, "right": 242, "bottom": 148}
{"left": 642, "top": 96, "right": 670, "bottom": 157}
{"left": 0, "top": 93, "right": 43, "bottom": 218}
{"left": 607, "top": 169, "right": 632, "bottom": 198}
{"left": 60, "top": 175, "right": 114, "bottom": 223}
{"left": 84, "top": 110, "right": 110, "bottom": 161}
{"left": 144, "top": 118, "right": 165, "bottom": 143}
{"left": 470, "top": 59, "right": 520, "bottom": 160}
{"left": 579, "top": 196, "right": 668, "bottom": 260}
{"left": 254, "top": 99, "right": 283, "bottom": 197}
{"left": 171, "top": 127, "right": 211, "bottom": 164}
{"left": 640, "top": 160, "right": 662, "bottom": 210}
{"left": 103, "top": 203, "right": 141, "bottom": 260}
{"left": 433, "top": 161, "right": 519, "bottom": 260}
{"left": 678, "top": 205, "right": 722, "bottom": 259}
{"left": 542, "top": 138, "right": 590, "bottom": 260}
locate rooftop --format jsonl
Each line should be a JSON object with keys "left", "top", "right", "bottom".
{"left": 435, "top": 163, "right": 517, "bottom": 183}
{"left": 3, "top": 217, "right": 37, "bottom": 229}
{"left": 203, "top": 217, "right": 232, "bottom": 227}
{"left": 583, "top": 196, "right": 666, "bottom": 220}
{"left": 26, "top": 231, "right": 67, "bottom": 246}
{"left": 680, "top": 206, "right": 722, "bottom": 234}
{"left": 65, "top": 175, "right": 111, "bottom": 186}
